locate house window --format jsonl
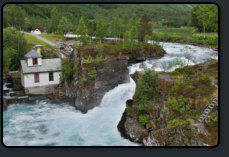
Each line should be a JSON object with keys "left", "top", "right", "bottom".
{"left": 33, "top": 58, "right": 38, "bottom": 65}
{"left": 34, "top": 73, "right": 39, "bottom": 83}
{"left": 49, "top": 72, "right": 54, "bottom": 81}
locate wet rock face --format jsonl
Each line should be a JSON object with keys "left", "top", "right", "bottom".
{"left": 75, "top": 59, "right": 130, "bottom": 113}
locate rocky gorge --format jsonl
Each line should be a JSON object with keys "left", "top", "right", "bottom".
{"left": 63, "top": 41, "right": 166, "bottom": 113}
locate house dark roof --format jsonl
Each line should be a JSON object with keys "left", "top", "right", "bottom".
{"left": 20, "top": 58, "right": 61, "bottom": 74}
{"left": 24, "top": 49, "right": 42, "bottom": 58}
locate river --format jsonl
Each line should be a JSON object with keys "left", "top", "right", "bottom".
{"left": 3, "top": 41, "right": 217, "bottom": 146}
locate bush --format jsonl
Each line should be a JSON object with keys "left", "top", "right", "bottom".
{"left": 138, "top": 115, "right": 148, "bottom": 125}
{"left": 88, "top": 69, "right": 97, "bottom": 80}
{"left": 133, "top": 70, "right": 161, "bottom": 112}
{"left": 61, "top": 58, "right": 74, "bottom": 80}
{"left": 168, "top": 95, "right": 186, "bottom": 114}
{"left": 168, "top": 118, "right": 190, "bottom": 129}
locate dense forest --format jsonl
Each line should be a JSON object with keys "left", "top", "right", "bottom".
{"left": 3, "top": 4, "right": 218, "bottom": 72}
{"left": 3, "top": 4, "right": 195, "bottom": 32}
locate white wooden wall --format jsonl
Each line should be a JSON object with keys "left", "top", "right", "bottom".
{"left": 23, "top": 72, "right": 61, "bottom": 88}
{"left": 27, "top": 58, "right": 42, "bottom": 66}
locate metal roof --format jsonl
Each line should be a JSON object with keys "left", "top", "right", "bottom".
{"left": 24, "top": 49, "right": 42, "bottom": 58}
{"left": 20, "top": 58, "right": 61, "bottom": 74}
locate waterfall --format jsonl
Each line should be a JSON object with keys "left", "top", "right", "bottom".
{"left": 3, "top": 42, "right": 217, "bottom": 146}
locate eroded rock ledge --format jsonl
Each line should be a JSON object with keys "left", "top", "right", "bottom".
{"left": 64, "top": 42, "right": 166, "bottom": 113}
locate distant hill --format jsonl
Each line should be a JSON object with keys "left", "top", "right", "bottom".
{"left": 17, "top": 4, "right": 195, "bottom": 26}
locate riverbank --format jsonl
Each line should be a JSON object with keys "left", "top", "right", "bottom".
{"left": 3, "top": 73, "right": 69, "bottom": 112}
{"left": 118, "top": 60, "right": 218, "bottom": 146}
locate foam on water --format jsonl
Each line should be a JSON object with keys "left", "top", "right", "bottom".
{"left": 128, "top": 41, "right": 218, "bottom": 74}
{"left": 3, "top": 78, "right": 140, "bottom": 146}
{"left": 3, "top": 41, "right": 218, "bottom": 146}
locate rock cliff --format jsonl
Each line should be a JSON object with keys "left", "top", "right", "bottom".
{"left": 63, "top": 42, "right": 166, "bottom": 113}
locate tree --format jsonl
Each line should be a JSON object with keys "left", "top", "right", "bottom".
{"left": 3, "top": 27, "right": 27, "bottom": 71}
{"left": 124, "top": 23, "right": 138, "bottom": 52}
{"left": 95, "top": 20, "right": 108, "bottom": 42}
{"left": 138, "top": 13, "right": 152, "bottom": 41}
{"left": 133, "top": 70, "right": 160, "bottom": 112}
{"left": 87, "top": 20, "right": 97, "bottom": 37}
{"left": 123, "top": 14, "right": 139, "bottom": 52}
{"left": 190, "top": 4, "right": 218, "bottom": 33}
{"left": 76, "top": 16, "right": 89, "bottom": 45}
{"left": 57, "top": 16, "right": 73, "bottom": 34}
{"left": 111, "top": 15, "right": 122, "bottom": 39}
{"left": 3, "top": 4, "right": 25, "bottom": 29}
{"left": 48, "top": 7, "right": 61, "bottom": 33}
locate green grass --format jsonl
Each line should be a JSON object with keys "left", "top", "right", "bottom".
{"left": 39, "top": 34, "right": 64, "bottom": 41}
{"left": 152, "top": 27, "right": 218, "bottom": 47}
{"left": 23, "top": 33, "right": 55, "bottom": 55}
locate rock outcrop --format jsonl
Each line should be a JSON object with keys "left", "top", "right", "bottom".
{"left": 64, "top": 43, "right": 166, "bottom": 113}
{"left": 118, "top": 61, "right": 218, "bottom": 146}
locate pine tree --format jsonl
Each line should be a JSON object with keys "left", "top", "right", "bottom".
{"left": 95, "top": 20, "right": 108, "bottom": 42}
{"left": 76, "top": 16, "right": 89, "bottom": 45}
{"left": 57, "top": 16, "right": 73, "bottom": 34}
{"left": 138, "top": 13, "right": 152, "bottom": 41}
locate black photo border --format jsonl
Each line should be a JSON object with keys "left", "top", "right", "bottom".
{"left": 0, "top": 0, "right": 220, "bottom": 149}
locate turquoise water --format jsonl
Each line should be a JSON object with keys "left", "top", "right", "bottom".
{"left": 3, "top": 42, "right": 217, "bottom": 146}
{"left": 3, "top": 78, "right": 140, "bottom": 146}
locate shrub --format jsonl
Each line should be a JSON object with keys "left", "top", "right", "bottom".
{"left": 88, "top": 69, "right": 97, "bottom": 80}
{"left": 61, "top": 58, "right": 74, "bottom": 80}
{"left": 168, "top": 118, "right": 190, "bottom": 129}
{"left": 133, "top": 70, "right": 161, "bottom": 112}
{"left": 138, "top": 115, "right": 148, "bottom": 126}
{"left": 168, "top": 95, "right": 186, "bottom": 114}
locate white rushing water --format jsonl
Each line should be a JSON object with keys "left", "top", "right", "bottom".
{"left": 3, "top": 42, "right": 218, "bottom": 146}
{"left": 128, "top": 41, "right": 217, "bottom": 74}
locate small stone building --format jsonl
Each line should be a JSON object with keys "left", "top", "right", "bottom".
{"left": 20, "top": 46, "right": 61, "bottom": 95}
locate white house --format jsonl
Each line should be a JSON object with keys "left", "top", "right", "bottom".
{"left": 20, "top": 46, "right": 61, "bottom": 94}
{"left": 31, "top": 28, "right": 41, "bottom": 35}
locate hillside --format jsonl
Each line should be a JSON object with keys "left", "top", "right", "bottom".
{"left": 4, "top": 4, "right": 195, "bottom": 31}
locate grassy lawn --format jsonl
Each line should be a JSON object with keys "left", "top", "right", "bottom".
{"left": 40, "top": 34, "right": 64, "bottom": 42}
{"left": 152, "top": 27, "right": 218, "bottom": 48}
{"left": 23, "top": 33, "right": 57, "bottom": 58}
{"left": 23, "top": 33, "right": 54, "bottom": 51}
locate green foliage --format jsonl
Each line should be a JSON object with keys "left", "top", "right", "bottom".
{"left": 138, "top": 115, "right": 148, "bottom": 125}
{"left": 57, "top": 16, "right": 73, "bottom": 34}
{"left": 138, "top": 13, "right": 152, "bottom": 41}
{"left": 76, "top": 16, "right": 89, "bottom": 45}
{"left": 3, "top": 4, "right": 25, "bottom": 29}
{"left": 154, "top": 117, "right": 160, "bottom": 124}
{"left": 40, "top": 34, "right": 64, "bottom": 41}
{"left": 73, "top": 42, "right": 79, "bottom": 48}
{"left": 205, "top": 112, "right": 218, "bottom": 126}
{"left": 171, "top": 66, "right": 192, "bottom": 76}
{"left": 168, "top": 95, "right": 186, "bottom": 114}
{"left": 3, "top": 27, "right": 28, "bottom": 71}
{"left": 168, "top": 118, "right": 190, "bottom": 129}
{"left": 111, "top": 16, "right": 122, "bottom": 38}
{"left": 123, "top": 17, "right": 139, "bottom": 52}
{"left": 95, "top": 20, "right": 108, "bottom": 41}
{"left": 151, "top": 27, "right": 218, "bottom": 47}
{"left": 190, "top": 4, "right": 218, "bottom": 32}
{"left": 48, "top": 7, "right": 61, "bottom": 33}
{"left": 88, "top": 69, "right": 97, "bottom": 80}
{"left": 61, "top": 58, "right": 74, "bottom": 81}
{"left": 133, "top": 70, "right": 161, "bottom": 112}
